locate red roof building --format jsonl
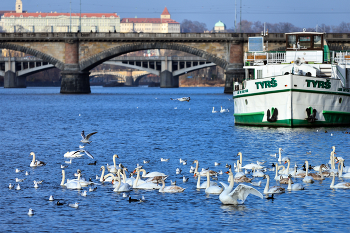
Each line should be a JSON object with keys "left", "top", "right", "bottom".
{"left": 121, "top": 7, "right": 180, "bottom": 33}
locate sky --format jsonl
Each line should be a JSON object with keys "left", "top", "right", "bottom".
{"left": 2, "top": 0, "right": 350, "bottom": 30}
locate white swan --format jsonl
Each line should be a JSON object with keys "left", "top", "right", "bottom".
{"left": 275, "top": 165, "right": 288, "bottom": 180}
{"left": 212, "top": 107, "right": 218, "bottom": 113}
{"left": 100, "top": 166, "right": 113, "bottom": 182}
{"left": 220, "top": 106, "right": 229, "bottom": 113}
{"left": 219, "top": 170, "right": 263, "bottom": 205}
{"left": 65, "top": 172, "right": 82, "bottom": 190}
{"left": 205, "top": 171, "right": 222, "bottom": 194}
{"left": 159, "top": 179, "right": 185, "bottom": 193}
{"left": 195, "top": 172, "right": 217, "bottom": 189}
{"left": 107, "top": 154, "right": 119, "bottom": 173}
{"left": 133, "top": 169, "right": 160, "bottom": 190}
{"left": 280, "top": 159, "right": 293, "bottom": 175}
{"left": 120, "top": 168, "right": 135, "bottom": 185}
{"left": 140, "top": 168, "right": 167, "bottom": 178}
{"left": 29, "top": 152, "right": 46, "bottom": 167}
{"left": 302, "top": 161, "right": 315, "bottom": 183}
{"left": 330, "top": 172, "right": 350, "bottom": 189}
{"left": 193, "top": 160, "right": 218, "bottom": 176}
{"left": 277, "top": 148, "right": 283, "bottom": 162}
{"left": 252, "top": 168, "right": 265, "bottom": 177}
{"left": 287, "top": 175, "right": 304, "bottom": 191}
{"left": 263, "top": 175, "right": 285, "bottom": 194}
{"left": 338, "top": 159, "right": 350, "bottom": 178}
{"left": 112, "top": 170, "right": 131, "bottom": 192}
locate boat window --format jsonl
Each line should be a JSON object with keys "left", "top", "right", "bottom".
{"left": 299, "top": 36, "right": 311, "bottom": 49}
{"left": 287, "top": 35, "right": 296, "bottom": 48}
{"left": 314, "top": 35, "right": 322, "bottom": 49}
{"left": 257, "top": 70, "right": 263, "bottom": 79}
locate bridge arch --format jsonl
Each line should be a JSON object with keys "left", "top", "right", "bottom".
{"left": 79, "top": 42, "right": 229, "bottom": 72}
{"left": 0, "top": 42, "right": 65, "bottom": 70}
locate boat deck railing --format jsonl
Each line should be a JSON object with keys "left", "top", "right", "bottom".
{"left": 333, "top": 51, "right": 350, "bottom": 65}
{"left": 244, "top": 52, "right": 286, "bottom": 65}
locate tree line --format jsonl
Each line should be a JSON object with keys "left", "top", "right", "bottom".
{"left": 181, "top": 19, "right": 350, "bottom": 33}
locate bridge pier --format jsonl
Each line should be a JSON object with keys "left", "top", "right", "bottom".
{"left": 124, "top": 70, "right": 134, "bottom": 86}
{"left": 4, "top": 71, "right": 26, "bottom": 88}
{"left": 60, "top": 70, "right": 91, "bottom": 94}
{"left": 160, "top": 57, "right": 178, "bottom": 88}
{"left": 3, "top": 57, "right": 26, "bottom": 88}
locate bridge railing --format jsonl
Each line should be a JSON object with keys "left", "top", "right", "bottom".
{"left": 110, "top": 56, "right": 208, "bottom": 61}
{"left": 0, "top": 56, "right": 43, "bottom": 62}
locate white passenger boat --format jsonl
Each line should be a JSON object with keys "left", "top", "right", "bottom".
{"left": 233, "top": 30, "right": 350, "bottom": 127}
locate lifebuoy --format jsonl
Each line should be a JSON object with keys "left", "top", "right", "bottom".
{"left": 267, "top": 108, "right": 278, "bottom": 122}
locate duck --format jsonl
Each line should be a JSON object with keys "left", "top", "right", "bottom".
{"left": 27, "top": 208, "right": 34, "bottom": 216}
{"left": 159, "top": 179, "right": 185, "bottom": 193}
{"left": 49, "top": 195, "right": 54, "bottom": 201}
{"left": 219, "top": 170, "right": 263, "bottom": 205}
{"left": 80, "top": 130, "right": 97, "bottom": 144}
{"left": 69, "top": 202, "right": 79, "bottom": 208}
{"left": 302, "top": 161, "right": 315, "bottom": 183}
{"left": 212, "top": 107, "right": 218, "bottom": 113}
{"left": 204, "top": 171, "right": 222, "bottom": 194}
{"left": 56, "top": 201, "right": 64, "bottom": 206}
{"left": 88, "top": 161, "right": 97, "bottom": 165}
{"left": 287, "top": 175, "right": 304, "bottom": 191}
{"left": 128, "top": 196, "right": 141, "bottom": 203}
{"left": 263, "top": 175, "right": 285, "bottom": 194}
{"left": 29, "top": 152, "right": 46, "bottom": 167}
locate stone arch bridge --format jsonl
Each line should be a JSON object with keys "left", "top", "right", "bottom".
{"left": 1, "top": 32, "right": 349, "bottom": 93}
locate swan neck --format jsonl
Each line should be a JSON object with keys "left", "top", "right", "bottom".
{"left": 264, "top": 175, "right": 270, "bottom": 193}
{"left": 340, "top": 161, "right": 344, "bottom": 177}
{"left": 228, "top": 172, "right": 234, "bottom": 190}
{"left": 196, "top": 173, "right": 201, "bottom": 188}
{"left": 305, "top": 161, "right": 309, "bottom": 176}
{"left": 195, "top": 161, "right": 199, "bottom": 174}
{"left": 239, "top": 154, "right": 242, "bottom": 166}
{"left": 206, "top": 172, "right": 210, "bottom": 188}
{"left": 161, "top": 179, "right": 165, "bottom": 191}
{"left": 330, "top": 173, "right": 335, "bottom": 188}
{"left": 287, "top": 160, "right": 290, "bottom": 173}
{"left": 122, "top": 169, "right": 127, "bottom": 183}
{"left": 100, "top": 167, "right": 105, "bottom": 182}
{"left": 287, "top": 177, "right": 291, "bottom": 190}
{"left": 61, "top": 170, "right": 65, "bottom": 186}
{"left": 134, "top": 169, "right": 140, "bottom": 187}
{"left": 113, "top": 155, "right": 116, "bottom": 168}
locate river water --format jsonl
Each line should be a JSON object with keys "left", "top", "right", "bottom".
{"left": 0, "top": 86, "right": 349, "bottom": 232}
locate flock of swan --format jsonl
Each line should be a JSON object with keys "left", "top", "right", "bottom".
{"left": 9, "top": 132, "right": 350, "bottom": 216}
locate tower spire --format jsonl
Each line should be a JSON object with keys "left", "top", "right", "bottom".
{"left": 16, "top": 0, "right": 23, "bottom": 13}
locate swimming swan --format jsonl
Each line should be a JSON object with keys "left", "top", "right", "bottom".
{"left": 330, "top": 172, "right": 350, "bottom": 189}
{"left": 205, "top": 171, "right": 222, "bottom": 194}
{"left": 29, "top": 152, "right": 46, "bottom": 167}
{"left": 263, "top": 174, "right": 285, "bottom": 194}
{"left": 159, "top": 179, "right": 185, "bottom": 193}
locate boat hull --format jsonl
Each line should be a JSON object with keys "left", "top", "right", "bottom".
{"left": 233, "top": 74, "right": 350, "bottom": 127}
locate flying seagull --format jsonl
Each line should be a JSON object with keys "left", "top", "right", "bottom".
{"left": 170, "top": 97, "right": 190, "bottom": 102}
{"left": 72, "top": 149, "right": 94, "bottom": 159}
{"left": 81, "top": 131, "right": 97, "bottom": 144}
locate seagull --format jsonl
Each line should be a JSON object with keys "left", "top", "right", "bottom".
{"left": 270, "top": 153, "right": 277, "bottom": 158}
{"left": 182, "top": 161, "right": 187, "bottom": 165}
{"left": 65, "top": 159, "right": 72, "bottom": 164}
{"left": 81, "top": 191, "right": 87, "bottom": 197}
{"left": 89, "top": 186, "right": 97, "bottom": 192}
{"left": 214, "top": 162, "right": 220, "bottom": 166}
{"left": 16, "top": 184, "right": 21, "bottom": 190}
{"left": 80, "top": 131, "right": 98, "bottom": 144}
{"left": 15, "top": 169, "right": 23, "bottom": 173}
{"left": 25, "top": 171, "right": 29, "bottom": 176}
{"left": 61, "top": 165, "right": 68, "bottom": 169}
{"left": 171, "top": 180, "right": 176, "bottom": 185}
{"left": 180, "top": 158, "right": 186, "bottom": 164}
{"left": 79, "top": 145, "right": 85, "bottom": 149}
{"left": 72, "top": 150, "right": 94, "bottom": 159}
{"left": 251, "top": 181, "right": 262, "bottom": 187}
{"left": 9, "top": 183, "right": 14, "bottom": 189}
{"left": 49, "top": 195, "right": 54, "bottom": 201}
{"left": 161, "top": 158, "right": 169, "bottom": 162}
{"left": 143, "top": 160, "right": 150, "bottom": 164}
{"left": 176, "top": 168, "right": 182, "bottom": 174}
{"left": 69, "top": 202, "right": 79, "bottom": 208}
{"left": 183, "top": 176, "right": 189, "bottom": 182}
{"left": 123, "top": 193, "right": 128, "bottom": 198}
{"left": 170, "top": 97, "right": 190, "bottom": 102}
{"left": 34, "top": 183, "right": 39, "bottom": 188}
{"left": 27, "top": 208, "right": 34, "bottom": 216}
{"left": 15, "top": 178, "right": 25, "bottom": 182}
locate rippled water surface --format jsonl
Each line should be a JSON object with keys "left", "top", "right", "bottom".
{"left": 1, "top": 86, "right": 350, "bottom": 232}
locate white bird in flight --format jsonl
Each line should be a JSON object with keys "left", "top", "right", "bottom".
{"left": 80, "top": 131, "right": 98, "bottom": 144}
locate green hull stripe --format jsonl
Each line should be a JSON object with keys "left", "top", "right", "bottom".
{"left": 233, "top": 111, "right": 264, "bottom": 116}
{"left": 322, "top": 111, "right": 350, "bottom": 125}
{"left": 233, "top": 89, "right": 350, "bottom": 99}
{"left": 323, "top": 110, "right": 350, "bottom": 115}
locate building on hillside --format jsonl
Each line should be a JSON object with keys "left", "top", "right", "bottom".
{"left": 214, "top": 21, "right": 226, "bottom": 32}
{"left": 0, "top": 0, "right": 120, "bottom": 33}
{"left": 120, "top": 7, "right": 180, "bottom": 33}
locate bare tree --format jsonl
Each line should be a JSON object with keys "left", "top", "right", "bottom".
{"left": 181, "top": 19, "right": 207, "bottom": 33}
